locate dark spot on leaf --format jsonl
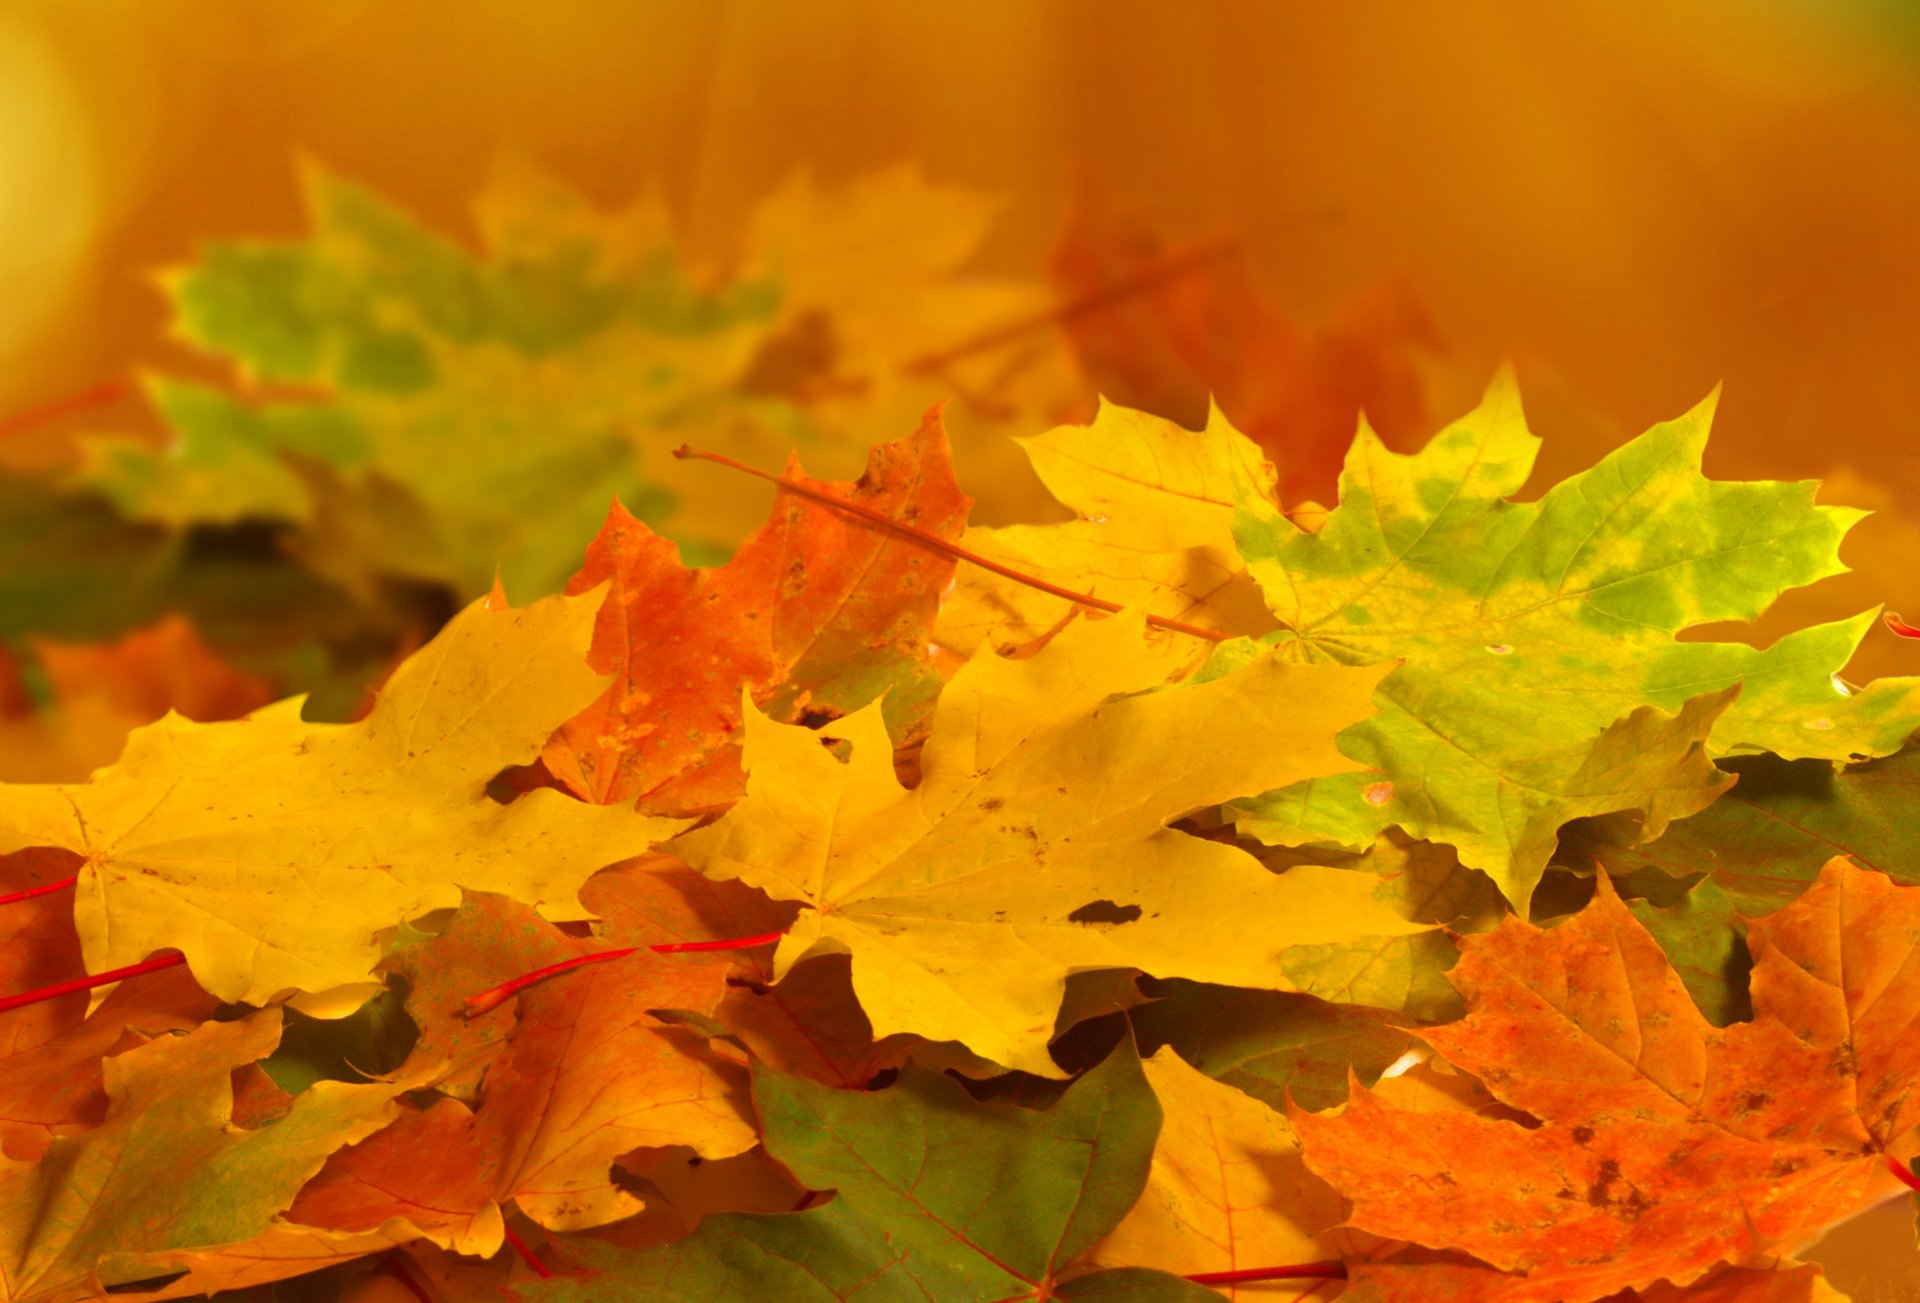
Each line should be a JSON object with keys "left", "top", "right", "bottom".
{"left": 1737, "top": 1089, "right": 1771, "bottom": 1113}
{"left": 1067, "top": 900, "right": 1143, "bottom": 925}
{"left": 979, "top": 797, "right": 1004, "bottom": 812}
{"left": 1571, "top": 1125, "right": 1594, "bottom": 1145}
{"left": 799, "top": 708, "right": 840, "bottom": 729}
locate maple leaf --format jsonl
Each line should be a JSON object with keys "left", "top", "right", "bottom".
{"left": 739, "top": 166, "right": 1078, "bottom": 444}
{"left": 0, "top": 615, "right": 276, "bottom": 785}
{"left": 1291, "top": 858, "right": 1920, "bottom": 1302}
{"left": 1083, "top": 1048, "right": 1346, "bottom": 1298}
{"left": 0, "top": 587, "right": 679, "bottom": 1006}
{"left": 1229, "top": 370, "right": 1920, "bottom": 905}
{"left": 293, "top": 857, "right": 783, "bottom": 1241}
{"left": 544, "top": 406, "right": 968, "bottom": 815}
{"left": 0, "top": 1010, "right": 410, "bottom": 1303}
{"left": 1050, "top": 196, "right": 1444, "bottom": 508}
{"left": 510, "top": 1043, "right": 1219, "bottom": 1302}
{"left": 673, "top": 609, "right": 1423, "bottom": 1074}
{"left": 85, "top": 168, "right": 793, "bottom": 598}
{"left": 936, "top": 399, "right": 1281, "bottom": 669}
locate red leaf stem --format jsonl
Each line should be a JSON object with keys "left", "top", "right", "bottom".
{"left": 0, "top": 951, "right": 186, "bottom": 1014}
{"left": 673, "top": 444, "right": 1230, "bottom": 643}
{"left": 462, "top": 932, "right": 787, "bottom": 1018}
{"left": 0, "top": 378, "right": 135, "bottom": 440}
{"left": 501, "top": 1223, "right": 553, "bottom": 1279}
{"left": 1183, "top": 1261, "right": 1348, "bottom": 1285}
{"left": 1887, "top": 612, "right": 1920, "bottom": 640}
{"left": 0, "top": 875, "right": 76, "bottom": 907}
{"left": 651, "top": 930, "right": 788, "bottom": 953}
{"left": 1889, "top": 1155, "right": 1920, "bottom": 1194}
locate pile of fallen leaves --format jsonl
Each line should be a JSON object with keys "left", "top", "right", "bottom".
{"left": 2, "top": 173, "right": 1916, "bottom": 1303}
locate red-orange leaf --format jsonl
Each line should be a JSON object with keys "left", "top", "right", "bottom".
{"left": 543, "top": 408, "right": 969, "bottom": 816}
{"left": 1292, "top": 859, "right": 1918, "bottom": 1303}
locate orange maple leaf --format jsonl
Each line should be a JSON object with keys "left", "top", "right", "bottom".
{"left": 542, "top": 407, "right": 970, "bottom": 816}
{"left": 292, "top": 856, "right": 789, "bottom": 1244}
{"left": 1052, "top": 195, "right": 1443, "bottom": 507}
{"left": 1292, "top": 859, "right": 1919, "bottom": 1302}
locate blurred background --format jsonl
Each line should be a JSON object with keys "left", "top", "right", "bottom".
{"left": 2, "top": 1, "right": 1919, "bottom": 1292}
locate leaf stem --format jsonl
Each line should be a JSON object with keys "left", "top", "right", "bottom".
{"left": 0, "top": 875, "right": 76, "bottom": 907}
{"left": 501, "top": 1223, "right": 553, "bottom": 1279}
{"left": 1183, "top": 1261, "right": 1348, "bottom": 1285}
{"left": 672, "top": 445, "right": 1229, "bottom": 643}
{"left": 1888, "top": 1155, "right": 1920, "bottom": 1194}
{"left": 462, "top": 932, "right": 788, "bottom": 1017}
{"left": 0, "top": 951, "right": 186, "bottom": 1014}
{"left": 0, "top": 378, "right": 135, "bottom": 440}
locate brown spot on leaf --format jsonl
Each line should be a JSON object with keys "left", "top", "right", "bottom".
{"left": 1067, "top": 900, "right": 1144, "bottom": 926}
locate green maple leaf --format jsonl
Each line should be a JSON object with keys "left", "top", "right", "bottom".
{"left": 82, "top": 170, "right": 804, "bottom": 599}
{"left": 513, "top": 1042, "right": 1217, "bottom": 1302}
{"left": 1230, "top": 370, "right": 1920, "bottom": 906}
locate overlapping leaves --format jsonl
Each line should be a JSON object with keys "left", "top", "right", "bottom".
{"left": 4, "top": 306, "right": 1916, "bottom": 1302}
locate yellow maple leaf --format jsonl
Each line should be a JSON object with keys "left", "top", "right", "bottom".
{"left": 673, "top": 610, "right": 1423, "bottom": 1074}
{"left": 0, "top": 589, "right": 680, "bottom": 1007}
{"left": 937, "top": 400, "right": 1282, "bottom": 669}
{"left": 1085, "top": 1048, "right": 1345, "bottom": 1298}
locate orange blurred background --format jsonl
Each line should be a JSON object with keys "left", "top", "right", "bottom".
{"left": 11, "top": 1, "right": 1920, "bottom": 669}
{"left": 5, "top": 2, "right": 1920, "bottom": 1290}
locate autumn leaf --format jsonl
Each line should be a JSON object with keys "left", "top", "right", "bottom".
{"left": 1083, "top": 1048, "right": 1347, "bottom": 1298}
{"left": 1291, "top": 859, "right": 1920, "bottom": 1302}
{"left": 936, "top": 399, "right": 1280, "bottom": 668}
{"left": 544, "top": 406, "right": 967, "bottom": 815}
{"left": 294, "top": 858, "right": 782, "bottom": 1241}
{"left": 0, "top": 587, "right": 679, "bottom": 1006}
{"left": 740, "top": 166, "right": 1078, "bottom": 447}
{"left": 1051, "top": 196, "right": 1444, "bottom": 508}
{"left": 0, "top": 1011, "right": 409, "bottom": 1303}
{"left": 84, "top": 168, "right": 792, "bottom": 597}
{"left": 510, "top": 1042, "right": 1218, "bottom": 1302}
{"left": 0, "top": 615, "right": 277, "bottom": 785}
{"left": 673, "top": 608, "right": 1423, "bottom": 1074}
{"left": 1229, "top": 370, "right": 1920, "bottom": 906}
